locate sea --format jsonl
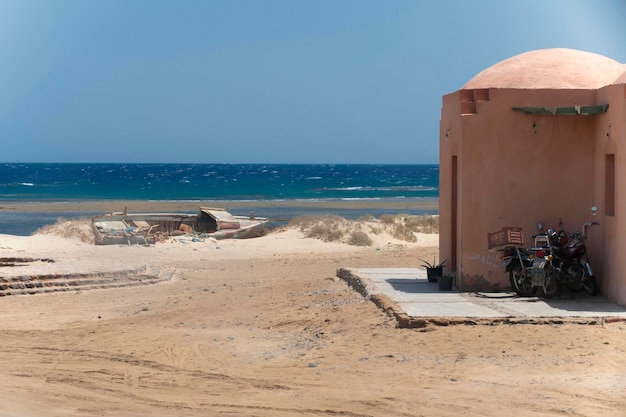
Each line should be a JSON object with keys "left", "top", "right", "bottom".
{"left": 0, "top": 163, "right": 439, "bottom": 236}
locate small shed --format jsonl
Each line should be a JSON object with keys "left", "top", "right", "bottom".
{"left": 439, "top": 48, "right": 626, "bottom": 306}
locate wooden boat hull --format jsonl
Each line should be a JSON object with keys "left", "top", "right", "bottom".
{"left": 91, "top": 207, "right": 268, "bottom": 245}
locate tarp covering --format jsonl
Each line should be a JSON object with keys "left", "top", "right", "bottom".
{"left": 512, "top": 104, "right": 609, "bottom": 115}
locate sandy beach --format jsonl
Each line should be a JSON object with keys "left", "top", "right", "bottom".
{"left": 0, "top": 211, "right": 625, "bottom": 417}
{"left": 0, "top": 198, "right": 441, "bottom": 214}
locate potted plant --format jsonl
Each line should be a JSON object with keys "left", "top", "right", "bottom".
{"left": 420, "top": 257, "right": 447, "bottom": 283}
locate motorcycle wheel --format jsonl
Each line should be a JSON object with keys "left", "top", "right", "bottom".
{"left": 582, "top": 275, "right": 597, "bottom": 296}
{"left": 540, "top": 270, "right": 559, "bottom": 299}
{"left": 509, "top": 265, "right": 536, "bottom": 297}
{"left": 566, "top": 264, "right": 585, "bottom": 292}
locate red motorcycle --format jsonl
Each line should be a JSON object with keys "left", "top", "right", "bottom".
{"left": 542, "top": 207, "right": 599, "bottom": 297}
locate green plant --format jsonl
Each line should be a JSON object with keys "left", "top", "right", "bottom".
{"left": 419, "top": 257, "right": 447, "bottom": 269}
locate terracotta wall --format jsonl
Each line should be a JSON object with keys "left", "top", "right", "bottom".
{"left": 594, "top": 84, "right": 626, "bottom": 305}
{"left": 439, "top": 91, "right": 461, "bottom": 278}
{"left": 440, "top": 87, "right": 612, "bottom": 294}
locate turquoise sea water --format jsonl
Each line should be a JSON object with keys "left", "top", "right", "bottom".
{"left": 0, "top": 163, "right": 438, "bottom": 201}
{"left": 0, "top": 163, "right": 439, "bottom": 235}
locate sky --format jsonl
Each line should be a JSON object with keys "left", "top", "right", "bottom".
{"left": 1, "top": 0, "right": 626, "bottom": 164}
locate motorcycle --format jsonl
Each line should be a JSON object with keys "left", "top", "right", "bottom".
{"left": 499, "top": 245, "right": 534, "bottom": 296}
{"left": 543, "top": 206, "right": 599, "bottom": 297}
{"left": 501, "top": 228, "right": 559, "bottom": 298}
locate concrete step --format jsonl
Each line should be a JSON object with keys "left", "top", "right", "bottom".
{"left": 0, "top": 266, "right": 173, "bottom": 297}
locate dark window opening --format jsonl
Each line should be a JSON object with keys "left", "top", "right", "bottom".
{"left": 605, "top": 154, "right": 615, "bottom": 216}
{"left": 451, "top": 156, "right": 458, "bottom": 272}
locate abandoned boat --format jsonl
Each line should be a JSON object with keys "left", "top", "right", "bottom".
{"left": 91, "top": 207, "right": 268, "bottom": 245}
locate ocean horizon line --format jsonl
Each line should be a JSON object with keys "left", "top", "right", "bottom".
{"left": 1, "top": 161, "right": 439, "bottom": 166}
{"left": 0, "top": 196, "right": 439, "bottom": 204}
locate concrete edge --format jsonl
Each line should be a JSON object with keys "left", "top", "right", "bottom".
{"left": 336, "top": 268, "right": 626, "bottom": 328}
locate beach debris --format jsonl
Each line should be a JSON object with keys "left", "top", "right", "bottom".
{"left": 179, "top": 223, "right": 193, "bottom": 234}
{"left": 91, "top": 207, "right": 269, "bottom": 246}
{"left": 0, "top": 257, "right": 55, "bottom": 267}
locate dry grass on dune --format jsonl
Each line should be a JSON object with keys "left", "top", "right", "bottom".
{"left": 288, "top": 213, "right": 439, "bottom": 246}
{"left": 33, "top": 218, "right": 95, "bottom": 244}
{"left": 32, "top": 214, "right": 439, "bottom": 247}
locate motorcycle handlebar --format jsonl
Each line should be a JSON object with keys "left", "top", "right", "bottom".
{"left": 581, "top": 220, "right": 600, "bottom": 239}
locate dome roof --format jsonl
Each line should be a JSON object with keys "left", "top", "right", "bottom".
{"left": 464, "top": 48, "right": 626, "bottom": 89}
{"left": 613, "top": 68, "right": 626, "bottom": 84}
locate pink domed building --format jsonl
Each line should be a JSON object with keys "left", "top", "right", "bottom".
{"left": 439, "top": 48, "right": 626, "bottom": 306}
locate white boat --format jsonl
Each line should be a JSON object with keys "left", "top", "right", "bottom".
{"left": 91, "top": 207, "right": 268, "bottom": 245}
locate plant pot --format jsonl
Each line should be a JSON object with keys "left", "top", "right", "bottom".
{"left": 438, "top": 275, "right": 454, "bottom": 291}
{"left": 426, "top": 267, "right": 443, "bottom": 283}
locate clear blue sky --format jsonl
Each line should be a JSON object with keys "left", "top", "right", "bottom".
{"left": 2, "top": 0, "right": 625, "bottom": 164}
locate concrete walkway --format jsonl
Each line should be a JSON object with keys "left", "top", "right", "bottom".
{"left": 338, "top": 267, "right": 626, "bottom": 320}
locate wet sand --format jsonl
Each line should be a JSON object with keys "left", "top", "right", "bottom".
{"left": 0, "top": 198, "right": 439, "bottom": 213}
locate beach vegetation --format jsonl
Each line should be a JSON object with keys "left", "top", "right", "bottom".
{"left": 358, "top": 214, "right": 376, "bottom": 222}
{"left": 288, "top": 214, "right": 344, "bottom": 231}
{"left": 31, "top": 212, "right": 439, "bottom": 248}
{"left": 404, "top": 214, "right": 439, "bottom": 234}
{"left": 288, "top": 213, "right": 438, "bottom": 246}
{"left": 377, "top": 214, "right": 439, "bottom": 242}
{"left": 34, "top": 218, "right": 95, "bottom": 244}
{"left": 289, "top": 214, "right": 347, "bottom": 242}
{"left": 379, "top": 214, "right": 397, "bottom": 225}
{"left": 348, "top": 230, "right": 373, "bottom": 246}
{"left": 367, "top": 224, "right": 383, "bottom": 235}
{"left": 391, "top": 223, "right": 418, "bottom": 242}
{"left": 305, "top": 223, "right": 344, "bottom": 242}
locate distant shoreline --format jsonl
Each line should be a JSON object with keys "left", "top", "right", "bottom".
{"left": 0, "top": 198, "right": 439, "bottom": 213}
